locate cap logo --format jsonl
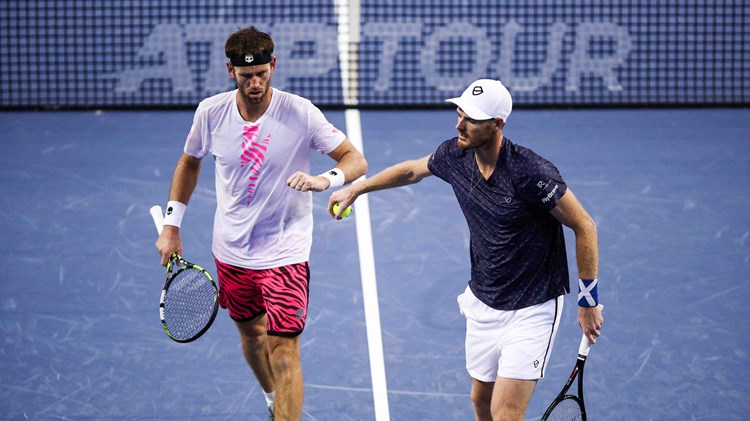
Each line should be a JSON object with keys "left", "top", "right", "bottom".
{"left": 245, "top": 54, "right": 254, "bottom": 63}
{"left": 472, "top": 86, "right": 484, "bottom": 95}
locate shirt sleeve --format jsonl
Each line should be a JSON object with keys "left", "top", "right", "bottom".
{"left": 426, "top": 139, "right": 453, "bottom": 182}
{"left": 516, "top": 158, "right": 567, "bottom": 211}
{"left": 183, "top": 103, "right": 209, "bottom": 159}
{"left": 307, "top": 103, "right": 346, "bottom": 154}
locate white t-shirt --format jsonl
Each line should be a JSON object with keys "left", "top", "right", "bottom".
{"left": 184, "top": 88, "right": 346, "bottom": 269}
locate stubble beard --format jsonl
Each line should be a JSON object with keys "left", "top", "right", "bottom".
{"left": 237, "top": 77, "right": 270, "bottom": 105}
{"left": 457, "top": 132, "right": 489, "bottom": 150}
{"left": 241, "top": 86, "right": 267, "bottom": 104}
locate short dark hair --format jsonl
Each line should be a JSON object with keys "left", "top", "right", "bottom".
{"left": 225, "top": 26, "right": 274, "bottom": 59}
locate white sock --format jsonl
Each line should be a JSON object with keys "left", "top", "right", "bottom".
{"left": 263, "top": 390, "right": 275, "bottom": 407}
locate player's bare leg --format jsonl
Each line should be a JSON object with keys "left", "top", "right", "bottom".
{"left": 491, "top": 377, "right": 536, "bottom": 421}
{"left": 268, "top": 335, "right": 303, "bottom": 420}
{"left": 235, "top": 316, "right": 275, "bottom": 394}
{"left": 470, "top": 378, "right": 494, "bottom": 421}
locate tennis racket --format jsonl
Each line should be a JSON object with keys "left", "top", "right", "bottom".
{"left": 541, "top": 305, "right": 603, "bottom": 421}
{"left": 150, "top": 205, "right": 218, "bottom": 343}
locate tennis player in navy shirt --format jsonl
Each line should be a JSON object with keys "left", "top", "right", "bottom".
{"left": 328, "top": 79, "right": 603, "bottom": 421}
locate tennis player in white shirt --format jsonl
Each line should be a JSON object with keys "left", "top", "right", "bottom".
{"left": 155, "top": 26, "right": 367, "bottom": 421}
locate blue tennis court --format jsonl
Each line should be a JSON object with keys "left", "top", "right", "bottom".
{"left": 1, "top": 107, "right": 748, "bottom": 420}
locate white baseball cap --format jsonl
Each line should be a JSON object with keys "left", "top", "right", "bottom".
{"left": 446, "top": 79, "right": 513, "bottom": 122}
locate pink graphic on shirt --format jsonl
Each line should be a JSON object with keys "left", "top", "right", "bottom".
{"left": 240, "top": 125, "right": 271, "bottom": 206}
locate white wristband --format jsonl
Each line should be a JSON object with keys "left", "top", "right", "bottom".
{"left": 319, "top": 168, "right": 345, "bottom": 189}
{"left": 163, "top": 201, "right": 187, "bottom": 228}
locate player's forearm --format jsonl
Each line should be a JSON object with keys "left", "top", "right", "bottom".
{"left": 550, "top": 189, "right": 599, "bottom": 279}
{"left": 169, "top": 153, "right": 201, "bottom": 204}
{"left": 336, "top": 149, "right": 368, "bottom": 184}
{"left": 356, "top": 159, "right": 428, "bottom": 195}
{"left": 574, "top": 217, "right": 599, "bottom": 280}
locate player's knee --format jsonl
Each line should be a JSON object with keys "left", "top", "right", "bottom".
{"left": 470, "top": 384, "right": 493, "bottom": 413}
{"left": 269, "top": 340, "right": 300, "bottom": 374}
{"left": 471, "top": 389, "right": 490, "bottom": 409}
{"left": 270, "top": 351, "right": 295, "bottom": 376}
{"left": 491, "top": 401, "right": 527, "bottom": 421}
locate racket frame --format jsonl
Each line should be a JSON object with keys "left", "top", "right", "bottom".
{"left": 540, "top": 340, "right": 588, "bottom": 420}
{"left": 541, "top": 304, "right": 603, "bottom": 421}
{"left": 151, "top": 205, "right": 218, "bottom": 343}
{"left": 160, "top": 252, "right": 219, "bottom": 343}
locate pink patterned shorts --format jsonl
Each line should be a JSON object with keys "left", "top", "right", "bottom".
{"left": 214, "top": 258, "right": 309, "bottom": 336}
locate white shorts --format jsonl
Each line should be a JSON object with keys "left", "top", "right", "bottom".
{"left": 457, "top": 285, "right": 564, "bottom": 382}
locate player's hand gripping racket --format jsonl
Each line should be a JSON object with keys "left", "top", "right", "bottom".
{"left": 541, "top": 305, "right": 604, "bottom": 421}
{"left": 150, "top": 205, "right": 218, "bottom": 343}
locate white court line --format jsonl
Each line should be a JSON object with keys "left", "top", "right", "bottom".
{"left": 345, "top": 109, "right": 390, "bottom": 421}
{"left": 335, "top": 1, "right": 389, "bottom": 418}
{"left": 335, "top": 1, "right": 390, "bottom": 419}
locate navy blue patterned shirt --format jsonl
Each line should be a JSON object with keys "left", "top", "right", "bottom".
{"left": 427, "top": 137, "right": 570, "bottom": 310}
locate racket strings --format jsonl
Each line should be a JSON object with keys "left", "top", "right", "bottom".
{"left": 163, "top": 268, "right": 216, "bottom": 340}
{"left": 546, "top": 397, "right": 584, "bottom": 421}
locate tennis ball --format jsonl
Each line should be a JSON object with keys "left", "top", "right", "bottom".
{"left": 333, "top": 203, "right": 352, "bottom": 218}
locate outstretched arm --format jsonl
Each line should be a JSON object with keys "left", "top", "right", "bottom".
{"left": 328, "top": 154, "right": 433, "bottom": 219}
{"left": 550, "top": 188, "right": 603, "bottom": 344}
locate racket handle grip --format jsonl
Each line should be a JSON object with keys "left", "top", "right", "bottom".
{"left": 578, "top": 334, "right": 592, "bottom": 357}
{"left": 578, "top": 304, "right": 604, "bottom": 356}
{"left": 150, "top": 205, "right": 165, "bottom": 235}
